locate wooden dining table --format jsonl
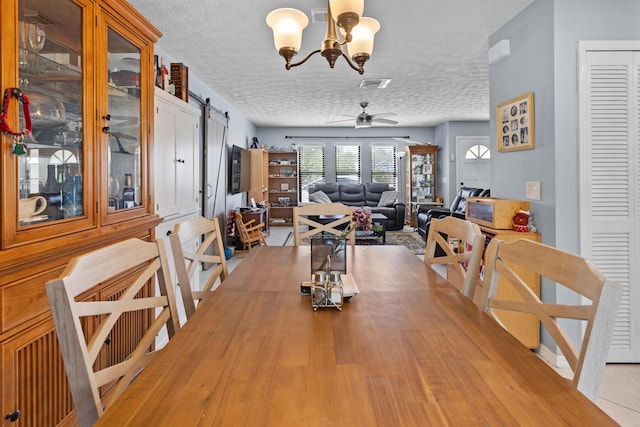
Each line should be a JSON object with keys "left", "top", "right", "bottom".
{"left": 96, "top": 245, "right": 616, "bottom": 426}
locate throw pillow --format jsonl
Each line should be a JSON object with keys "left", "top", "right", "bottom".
{"left": 310, "top": 190, "right": 332, "bottom": 204}
{"left": 377, "top": 190, "right": 398, "bottom": 207}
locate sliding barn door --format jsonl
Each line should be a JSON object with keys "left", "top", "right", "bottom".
{"left": 580, "top": 45, "right": 640, "bottom": 362}
{"left": 203, "top": 108, "right": 228, "bottom": 226}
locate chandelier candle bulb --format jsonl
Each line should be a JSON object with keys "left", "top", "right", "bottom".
{"left": 266, "top": 8, "right": 308, "bottom": 58}
{"left": 346, "top": 17, "right": 380, "bottom": 61}
{"left": 329, "top": 0, "right": 364, "bottom": 41}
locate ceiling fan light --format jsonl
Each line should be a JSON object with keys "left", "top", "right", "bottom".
{"left": 266, "top": 8, "right": 309, "bottom": 53}
{"left": 355, "top": 116, "right": 372, "bottom": 128}
{"left": 347, "top": 17, "right": 380, "bottom": 58}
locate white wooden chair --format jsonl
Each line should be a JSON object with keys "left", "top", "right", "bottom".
{"left": 424, "top": 216, "right": 485, "bottom": 300}
{"left": 480, "top": 238, "right": 622, "bottom": 402}
{"left": 45, "top": 238, "right": 180, "bottom": 427}
{"left": 293, "top": 202, "right": 356, "bottom": 246}
{"left": 170, "top": 216, "right": 228, "bottom": 320}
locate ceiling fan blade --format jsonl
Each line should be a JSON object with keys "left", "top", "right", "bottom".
{"left": 372, "top": 118, "right": 399, "bottom": 125}
{"left": 370, "top": 112, "right": 396, "bottom": 118}
{"left": 326, "top": 117, "right": 357, "bottom": 124}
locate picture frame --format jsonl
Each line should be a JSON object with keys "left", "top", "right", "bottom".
{"left": 277, "top": 196, "right": 291, "bottom": 205}
{"left": 496, "top": 92, "right": 534, "bottom": 152}
{"left": 280, "top": 182, "right": 289, "bottom": 191}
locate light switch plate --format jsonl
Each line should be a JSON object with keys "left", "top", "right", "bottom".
{"left": 526, "top": 181, "right": 541, "bottom": 200}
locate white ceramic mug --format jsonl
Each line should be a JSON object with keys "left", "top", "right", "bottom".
{"left": 19, "top": 196, "right": 47, "bottom": 220}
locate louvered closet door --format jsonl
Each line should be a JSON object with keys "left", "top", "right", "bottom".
{"left": 581, "top": 48, "right": 639, "bottom": 362}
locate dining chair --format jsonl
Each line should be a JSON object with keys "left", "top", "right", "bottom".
{"left": 424, "top": 216, "right": 485, "bottom": 300}
{"left": 45, "top": 238, "right": 180, "bottom": 427}
{"left": 170, "top": 216, "right": 228, "bottom": 319}
{"left": 480, "top": 238, "right": 622, "bottom": 402}
{"left": 293, "top": 202, "right": 356, "bottom": 246}
{"left": 233, "top": 211, "right": 268, "bottom": 252}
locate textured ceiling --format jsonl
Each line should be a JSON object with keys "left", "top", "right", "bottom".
{"left": 127, "top": 0, "right": 534, "bottom": 128}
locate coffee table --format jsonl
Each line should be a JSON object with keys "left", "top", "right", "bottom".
{"left": 355, "top": 212, "right": 387, "bottom": 244}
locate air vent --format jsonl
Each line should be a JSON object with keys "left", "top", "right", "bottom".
{"left": 311, "top": 8, "right": 328, "bottom": 24}
{"left": 359, "top": 78, "right": 392, "bottom": 89}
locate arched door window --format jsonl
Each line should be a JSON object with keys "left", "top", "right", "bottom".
{"left": 465, "top": 144, "right": 490, "bottom": 160}
{"left": 50, "top": 149, "right": 78, "bottom": 165}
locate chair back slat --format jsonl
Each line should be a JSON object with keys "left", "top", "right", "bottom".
{"left": 480, "top": 238, "right": 622, "bottom": 402}
{"left": 46, "top": 238, "right": 180, "bottom": 427}
{"left": 424, "top": 216, "right": 485, "bottom": 299}
{"left": 293, "top": 203, "right": 356, "bottom": 246}
{"left": 170, "top": 216, "right": 229, "bottom": 319}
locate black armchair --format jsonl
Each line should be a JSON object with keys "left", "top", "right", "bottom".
{"left": 417, "top": 187, "right": 488, "bottom": 240}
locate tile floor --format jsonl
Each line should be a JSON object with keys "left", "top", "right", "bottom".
{"left": 224, "top": 226, "right": 640, "bottom": 426}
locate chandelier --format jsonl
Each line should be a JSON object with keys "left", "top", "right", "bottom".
{"left": 266, "top": 0, "right": 380, "bottom": 75}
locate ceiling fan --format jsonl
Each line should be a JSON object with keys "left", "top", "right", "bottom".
{"left": 328, "top": 101, "right": 398, "bottom": 128}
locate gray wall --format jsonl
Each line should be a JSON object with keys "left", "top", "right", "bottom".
{"left": 257, "top": 126, "right": 436, "bottom": 203}
{"left": 490, "top": 0, "right": 555, "bottom": 248}
{"left": 257, "top": 124, "right": 493, "bottom": 208}
{"left": 489, "top": 0, "right": 640, "bottom": 352}
{"left": 433, "top": 121, "right": 491, "bottom": 206}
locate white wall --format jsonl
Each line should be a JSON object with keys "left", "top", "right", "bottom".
{"left": 154, "top": 46, "right": 258, "bottom": 215}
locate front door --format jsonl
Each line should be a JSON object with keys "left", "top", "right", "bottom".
{"left": 456, "top": 136, "right": 491, "bottom": 191}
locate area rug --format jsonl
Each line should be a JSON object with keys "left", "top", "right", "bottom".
{"left": 283, "top": 230, "right": 426, "bottom": 255}
{"left": 385, "top": 230, "right": 426, "bottom": 255}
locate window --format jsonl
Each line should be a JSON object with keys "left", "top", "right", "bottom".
{"left": 371, "top": 145, "right": 397, "bottom": 188}
{"left": 335, "top": 145, "right": 360, "bottom": 183}
{"left": 298, "top": 145, "right": 325, "bottom": 202}
{"left": 465, "top": 144, "right": 490, "bottom": 159}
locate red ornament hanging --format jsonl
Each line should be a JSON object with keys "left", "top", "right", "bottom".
{"left": 0, "top": 88, "right": 33, "bottom": 155}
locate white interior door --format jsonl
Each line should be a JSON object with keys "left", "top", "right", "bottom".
{"left": 456, "top": 136, "right": 491, "bottom": 190}
{"left": 579, "top": 43, "right": 640, "bottom": 362}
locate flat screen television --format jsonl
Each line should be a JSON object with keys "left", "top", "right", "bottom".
{"left": 229, "top": 145, "right": 251, "bottom": 194}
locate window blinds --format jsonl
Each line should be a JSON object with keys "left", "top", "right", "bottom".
{"left": 371, "top": 144, "right": 397, "bottom": 188}
{"left": 335, "top": 145, "right": 361, "bottom": 183}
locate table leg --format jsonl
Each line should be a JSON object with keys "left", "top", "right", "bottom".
{"left": 382, "top": 221, "right": 386, "bottom": 244}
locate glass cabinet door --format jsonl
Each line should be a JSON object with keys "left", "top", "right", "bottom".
{"left": 17, "top": 0, "right": 84, "bottom": 225}
{"left": 106, "top": 29, "right": 141, "bottom": 212}
{"left": 410, "top": 152, "right": 435, "bottom": 202}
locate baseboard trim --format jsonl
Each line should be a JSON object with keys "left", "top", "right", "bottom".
{"left": 537, "top": 344, "right": 569, "bottom": 369}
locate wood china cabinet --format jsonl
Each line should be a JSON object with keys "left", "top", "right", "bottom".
{"left": 0, "top": 0, "right": 160, "bottom": 425}
{"left": 404, "top": 145, "right": 438, "bottom": 226}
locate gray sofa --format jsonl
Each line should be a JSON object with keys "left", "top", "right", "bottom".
{"left": 306, "top": 183, "right": 406, "bottom": 231}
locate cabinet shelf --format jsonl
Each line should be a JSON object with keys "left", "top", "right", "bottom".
{"left": 267, "top": 151, "right": 298, "bottom": 223}
{"left": 405, "top": 145, "right": 438, "bottom": 227}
